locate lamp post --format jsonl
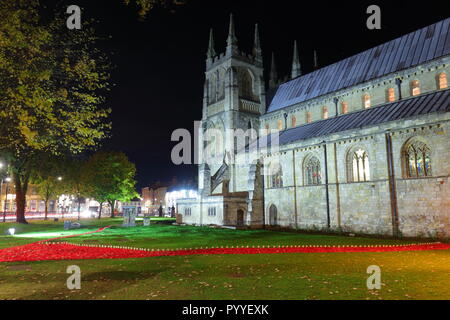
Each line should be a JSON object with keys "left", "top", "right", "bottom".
{"left": 3, "top": 177, "right": 12, "bottom": 223}
{"left": 0, "top": 162, "right": 4, "bottom": 222}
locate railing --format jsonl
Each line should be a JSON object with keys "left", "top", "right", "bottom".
{"left": 239, "top": 99, "right": 260, "bottom": 114}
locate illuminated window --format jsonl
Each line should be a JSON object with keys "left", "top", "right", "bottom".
{"left": 322, "top": 107, "right": 329, "bottom": 119}
{"left": 341, "top": 102, "right": 348, "bottom": 114}
{"left": 304, "top": 156, "right": 322, "bottom": 185}
{"left": 411, "top": 80, "right": 420, "bottom": 96}
{"left": 387, "top": 88, "right": 396, "bottom": 102}
{"left": 363, "top": 94, "right": 371, "bottom": 109}
{"left": 306, "top": 112, "right": 312, "bottom": 123}
{"left": 269, "top": 162, "right": 283, "bottom": 188}
{"left": 403, "top": 139, "right": 432, "bottom": 178}
{"left": 291, "top": 115, "right": 297, "bottom": 128}
{"left": 277, "top": 120, "right": 283, "bottom": 131}
{"left": 438, "top": 73, "right": 448, "bottom": 89}
{"left": 347, "top": 148, "right": 370, "bottom": 182}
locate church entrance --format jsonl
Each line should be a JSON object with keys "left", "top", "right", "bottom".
{"left": 269, "top": 204, "right": 278, "bottom": 226}
{"left": 237, "top": 209, "right": 244, "bottom": 226}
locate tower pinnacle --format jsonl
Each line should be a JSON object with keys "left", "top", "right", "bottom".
{"left": 253, "top": 23, "right": 262, "bottom": 64}
{"left": 269, "top": 52, "right": 278, "bottom": 89}
{"left": 207, "top": 28, "right": 216, "bottom": 59}
{"left": 226, "top": 13, "right": 238, "bottom": 55}
{"left": 291, "top": 40, "right": 302, "bottom": 79}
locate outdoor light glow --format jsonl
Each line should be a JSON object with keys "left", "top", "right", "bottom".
{"left": 0, "top": 162, "right": 3, "bottom": 168}
{"left": 58, "top": 176, "right": 63, "bottom": 181}
{"left": 5, "top": 177, "right": 11, "bottom": 182}
{"left": 8, "top": 228, "right": 15, "bottom": 236}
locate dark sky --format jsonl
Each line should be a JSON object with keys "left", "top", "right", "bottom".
{"left": 51, "top": 0, "right": 447, "bottom": 191}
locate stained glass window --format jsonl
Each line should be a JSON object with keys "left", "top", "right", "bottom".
{"left": 348, "top": 148, "right": 370, "bottom": 182}
{"left": 305, "top": 156, "right": 322, "bottom": 185}
{"left": 269, "top": 163, "right": 283, "bottom": 188}
{"left": 404, "top": 140, "right": 432, "bottom": 178}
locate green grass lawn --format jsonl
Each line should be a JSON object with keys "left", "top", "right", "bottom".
{"left": 1, "top": 218, "right": 449, "bottom": 300}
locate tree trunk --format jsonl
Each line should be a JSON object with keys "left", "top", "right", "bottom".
{"left": 110, "top": 200, "right": 115, "bottom": 218}
{"left": 44, "top": 199, "right": 49, "bottom": 220}
{"left": 98, "top": 202, "right": 103, "bottom": 219}
{"left": 77, "top": 198, "right": 81, "bottom": 220}
{"left": 14, "top": 173, "right": 29, "bottom": 224}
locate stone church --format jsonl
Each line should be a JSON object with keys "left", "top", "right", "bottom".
{"left": 178, "top": 15, "right": 450, "bottom": 238}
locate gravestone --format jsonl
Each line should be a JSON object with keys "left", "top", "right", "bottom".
{"left": 143, "top": 217, "right": 151, "bottom": 226}
{"left": 122, "top": 207, "right": 137, "bottom": 227}
{"left": 64, "top": 220, "right": 72, "bottom": 230}
{"left": 64, "top": 221, "right": 81, "bottom": 230}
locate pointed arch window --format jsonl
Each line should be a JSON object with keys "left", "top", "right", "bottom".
{"left": 238, "top": 69, "right": 253, "bottom": 100}
{"left": 347, "top": 148, "right": 370, "bottom": 182}
{"left": 411, "top": 80, "right": 420, "bottom": 96}
{"left": 363, "top": 94, "right": 371, "bottom": 109}
{"left": 387, "top": 88, "right": 396, "bottom": 102}
{"left": 269, "top": 162, "right": 283, "bottom": 188}
{"left": 304, "top": 156, "right": 322, "bottom": 185}
{"left": 403, "top": 139, "right": 432, "bottom": 178}
{"left": 438, "top": 73, "right": 448, "bottom": 90}
{"left": 209, "top": 75, "right": 217, "bottom": 104}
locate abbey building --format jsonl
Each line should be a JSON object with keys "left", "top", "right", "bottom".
{"left": 178, "top": 16, "right": 450, "bottom": 238}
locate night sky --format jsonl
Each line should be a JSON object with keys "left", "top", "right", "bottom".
{"left": 48, "top": 0, "right": 447, "bottom": 190}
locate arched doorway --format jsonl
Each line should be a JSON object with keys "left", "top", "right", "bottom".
{"left": 237, "top": 209, "right": 244, "bottom": 226}
{"left": 269, "top": 204, "right": 278, "bottom": 226}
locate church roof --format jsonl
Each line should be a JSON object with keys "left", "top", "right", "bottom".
{"left": 267, "top": 18, "right": 450, "bottom": 113}
{"left": 257, "top": 89, "right": 449, "bottom": 148}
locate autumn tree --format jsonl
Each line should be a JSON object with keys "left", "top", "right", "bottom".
{"left": 124, "top": 0, "right": 186, "bottom": 17}
{"left": 64, "top": 157, "right": 89, "bottom": 220}
{"left": 0, "top": 1, "right": 111, "bottom": 223}
{"left": 31, "top": 154, "right": 66, "bottom": 220}
{"left": 84, "top": 151, "right": 138, "bottom": 219}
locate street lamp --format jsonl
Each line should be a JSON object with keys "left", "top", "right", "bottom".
{"left": 3, "top": 177, "right": 12, "bottom": 223}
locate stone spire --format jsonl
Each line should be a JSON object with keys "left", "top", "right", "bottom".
{"left": 313, "top": 50, "right": 319, "bottom": 70}
{"left": 207, "top": 28, "right": 216, "bottom": 60}
{"left": 291, "top": 40, "right": 302, "bottom": 79}
{"left": 253, "top": 23, "right": 262, "bottom": 64}
{"left": 269, "top": 52, "right": 278, "bottom": 89}
{"left": 226, "top": 13, "right": 238, "bottom": 55}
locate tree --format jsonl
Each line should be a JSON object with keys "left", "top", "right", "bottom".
{"left": 0, "top": 1, "right": 111, "bottom": 223}
{"left": 124, "top": 0, "right": 186, "bottom": 17}
{"left": 31, "top": 154, "right": 66, "bottom": 220}
{"left": 84, "top": 151, "right": 138, "bottom": 219}
{"left": 64, "top": 158, "right": 89, "bottom": 220}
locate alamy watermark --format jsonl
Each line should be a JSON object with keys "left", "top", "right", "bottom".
{"left": 366, "top": 265, "right": 381, "bottom": 290}
{"left": 66, "top": 265, "right": 81, "bottom": 290}
{"left": 171, "top": 121, "right": 281, "bottom": 167}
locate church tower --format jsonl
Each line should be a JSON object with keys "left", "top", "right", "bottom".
{"left": 199, "top": 14, "right": 266, "bottom": 195}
